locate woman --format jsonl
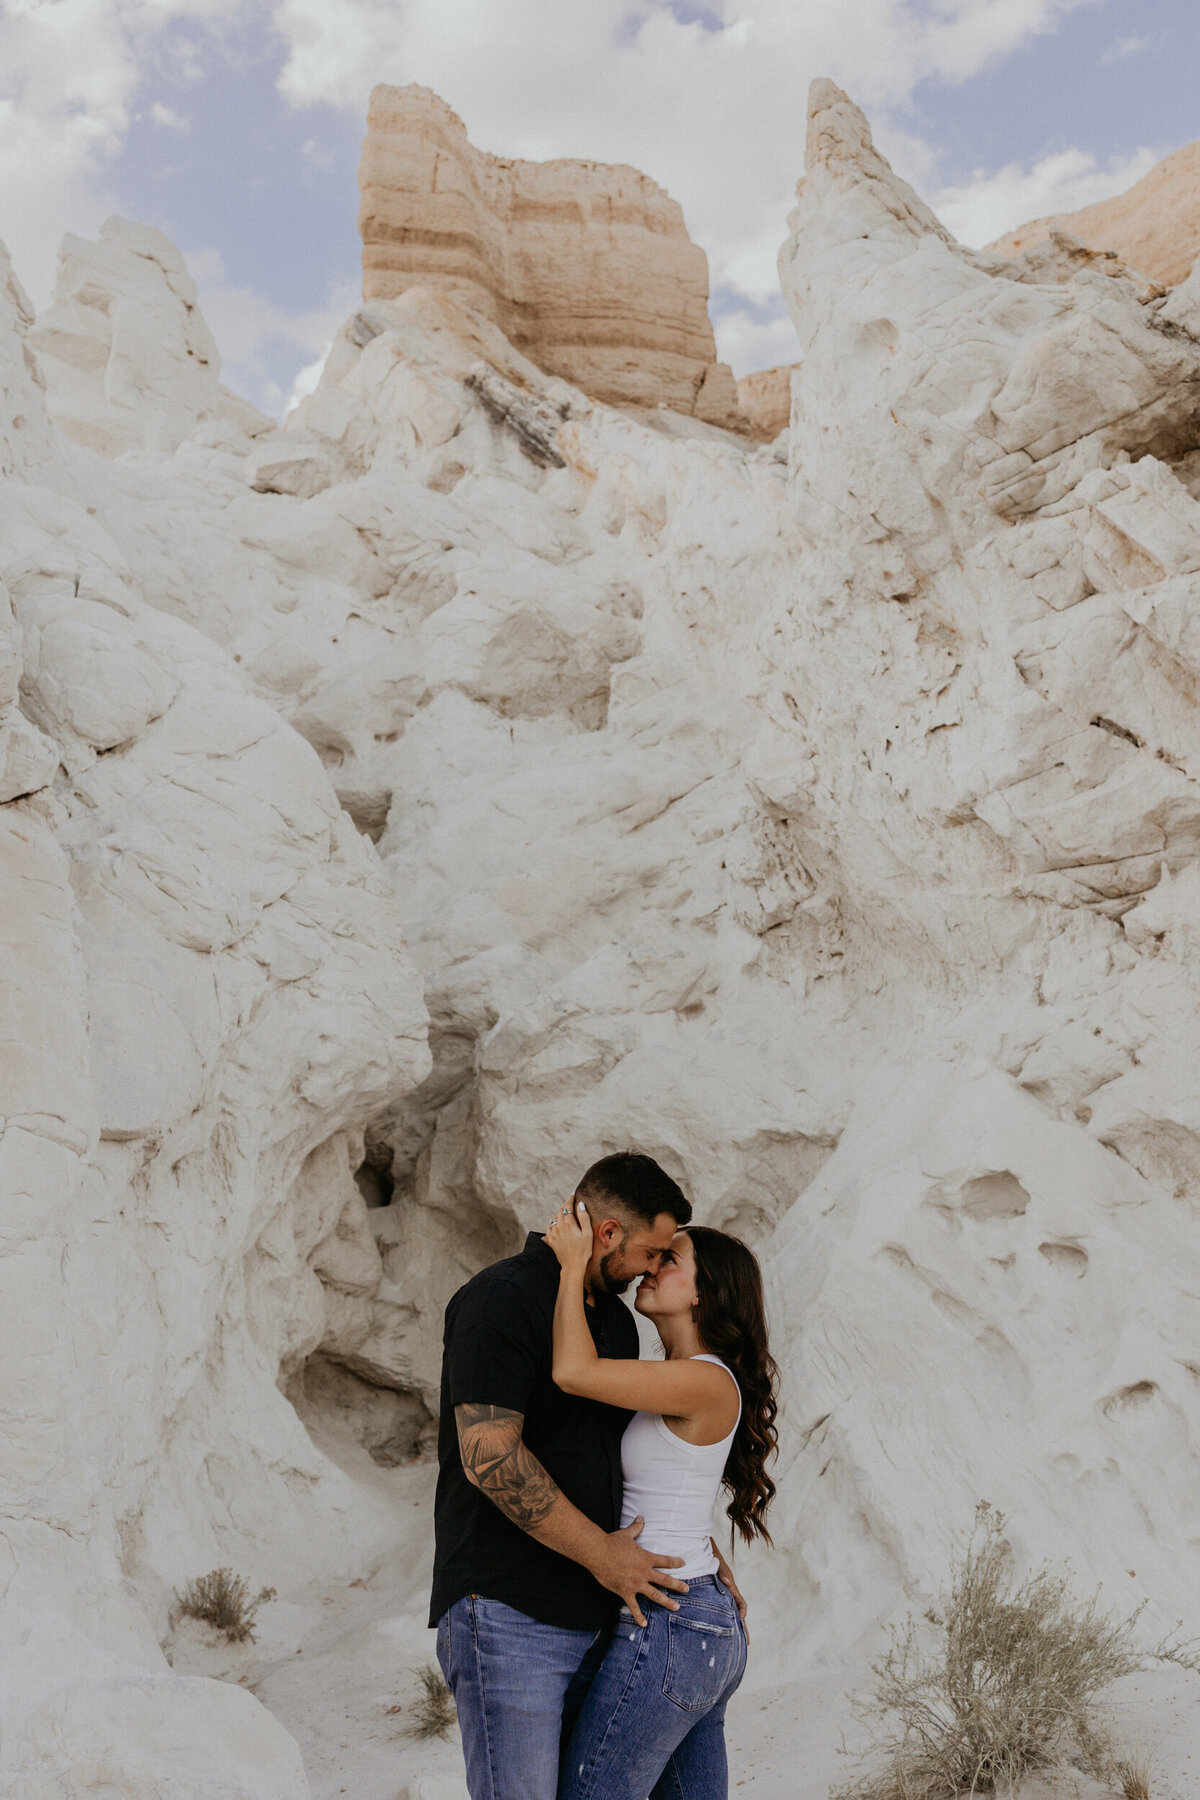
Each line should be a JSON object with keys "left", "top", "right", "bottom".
{"left": 544, "top": 1199, "right": 778, "bottom": 1800}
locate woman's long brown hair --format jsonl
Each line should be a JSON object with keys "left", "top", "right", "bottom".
{"left": 688, "top": 1225, "right": 779, "bottom": 1545}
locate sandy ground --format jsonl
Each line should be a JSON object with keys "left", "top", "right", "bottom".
{"left": 165, "top": 1451, "right": 1200, "bottom": 1799}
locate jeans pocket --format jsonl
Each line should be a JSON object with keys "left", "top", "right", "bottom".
{"left": 661, "top": 1613, "right": 739, "bottom": 1711}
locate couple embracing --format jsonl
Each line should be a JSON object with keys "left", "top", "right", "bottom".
{"left": 430, "top": 1152, "right": 779, "bottom": 1800}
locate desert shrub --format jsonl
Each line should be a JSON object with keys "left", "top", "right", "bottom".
{"left": 403, "top": 1662, "right": 457, "bottom": 1740}
{"left": 1109, "top": 1753, "right": 1152, "bottom": 1800}
{"left": 833, "top": 1504, "right": 1196, "bottom": 1800}
{"left": 175, "top": 1568, "right": 277, "bottom": 1644}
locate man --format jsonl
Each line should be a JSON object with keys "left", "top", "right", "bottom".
{"left": 430, "top": 1151, "right": 742, "bottom": 1800}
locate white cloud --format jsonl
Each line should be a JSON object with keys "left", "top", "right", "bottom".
{"left": 150, "top": 100, "right": 191, "bottom": 132}
{"left": 0, "top": 0, "right": 236, "bottom": 301}
{"left": 268, "top": 0, "right": 1099, "bottom": 304}
{"left": 286, "top": 344, "right": 333, "bottom": 414}
{"left": 933, "top": 144, "right": 1163, "bottom": 250}
{"left": 712, "top": 303, "right": 801, "bottom": 379}
{"left": 0, "top": 0, "right": 131, "bottom": 298}
{"left": 1100, "top": 33, "right": 1161, "bottom": 66}
{"left": 709, "top": 288, "right": 800, "bottom": 377}
{"left": 187, "top": 248, "right": 358, "bottom": 417}
{"left": 300, "top": 136, "right": 335, "bottom": 171}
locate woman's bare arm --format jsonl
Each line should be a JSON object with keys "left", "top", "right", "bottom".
{"left": 551, "top": 1243, "right": 731, "bottom": 1417}
{"left": 551, "top": 1256, "right": 601, "bottom": 1388}
{"left": 554, "top": 1340, "right": 733, "bottom": 1416}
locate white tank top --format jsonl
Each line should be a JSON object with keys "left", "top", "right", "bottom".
{"left": 619, "top": 1354, "right": 742, "bottom": 1580}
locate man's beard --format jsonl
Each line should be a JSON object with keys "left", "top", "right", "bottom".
{"left": 597, "top": 1247, "right": 633, "bottom": 1294}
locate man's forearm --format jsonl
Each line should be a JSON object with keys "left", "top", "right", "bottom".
{"left": 456, "top": 1401, "right": 687, "bottom": 1622}
{"left": 458, "top": 1402, "right": 607, "bottom": 1571}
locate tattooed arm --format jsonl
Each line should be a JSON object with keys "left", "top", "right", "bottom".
{"left": 455, "top": 1402, "right": 688, "bottom": 1625}
{"left": 456, "top": 1403, "right": 565, "bottom": 1531}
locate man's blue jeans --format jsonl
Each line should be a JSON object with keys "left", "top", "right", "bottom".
{"left": 559, "top": 1575, "right": 748, "bottom": 1800}
{"left": 435, "top": 1595, "right": 606, "bottom": 1800}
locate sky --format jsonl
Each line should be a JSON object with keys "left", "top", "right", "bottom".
{"left": 1, "top": 0, "right": 1196, "bottom": 418}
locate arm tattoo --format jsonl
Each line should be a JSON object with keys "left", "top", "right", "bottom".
{"left": 456, "top": 1403, "right": 562, "bottom": 1532}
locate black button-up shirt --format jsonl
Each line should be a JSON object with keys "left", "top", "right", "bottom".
{"left": 429, "top": 1232, "right": 638, "bottom": 1630}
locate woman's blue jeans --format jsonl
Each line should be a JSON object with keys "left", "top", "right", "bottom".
{"left": 559, "top": 1575, "right": 749, "bottom": 1800}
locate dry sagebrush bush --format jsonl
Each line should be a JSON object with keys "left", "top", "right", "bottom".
{"left": 175, "top": 1568, "right": 277, "bottom": 1643}
{"left": 833, "top": 1504, "right": 1197, "bottom": 1800}
{"left": 1110, "top": 1754, "right": 1152, "bottom": 1800}
{"left": 403, "top": 1662, "right": 457, "bottom": 1740}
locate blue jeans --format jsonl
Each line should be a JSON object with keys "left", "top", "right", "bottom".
{"left": 435, "top": 1595, "right": 606, "bottom": 1800}
{"left": 560, "top": 1576, "right": 748, "bottom": 1800}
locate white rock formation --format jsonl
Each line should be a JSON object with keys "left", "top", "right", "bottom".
{"left": 1, "top": 236, "right": 430, "bottom": 1794}
{"left": 30, "top": 216, "right": 272, "bottom": 455}
{"left": 756, "top": 77, "right": 1200, "bottom": 1661}
{"left": 8, "top": 71, "right": 1200, "bottom": 1796}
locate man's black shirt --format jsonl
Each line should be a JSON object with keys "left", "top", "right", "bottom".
{"left": 429, "top": 1232, "right": 639, "bottom": 1630}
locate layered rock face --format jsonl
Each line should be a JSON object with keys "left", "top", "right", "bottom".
{"left": 359, "top": 84, "right": 745, "bottom": 429}
{"left": 736, "top": 362, "right": 793, "bottom": 438}
{"left": 990, "top": 138, "right": 1200, "bottom": 287}
{"left": 11, "top": 73, "right": 1200, "bottom": 1796}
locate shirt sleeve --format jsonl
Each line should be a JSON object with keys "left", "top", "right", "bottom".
{"left": 446, "top": 1276, "right": 540, "bottom": 1415}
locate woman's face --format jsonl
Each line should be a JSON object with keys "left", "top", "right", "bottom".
{"left": 634, "top": 1230, "right": 698, "bottom": 1319}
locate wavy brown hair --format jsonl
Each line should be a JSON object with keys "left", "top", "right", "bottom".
{"left": 687, "top": 1225, "right": 779, "bottom": 1545}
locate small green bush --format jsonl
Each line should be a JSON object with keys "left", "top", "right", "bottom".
{"left": 833, "top": 1504, "right": 1197, "bottom": 1799}
{"left": 176, "top": 1568, "right": 277, "bottom": 1644}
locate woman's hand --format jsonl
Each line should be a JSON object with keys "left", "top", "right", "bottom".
{"left": 545, "top": 1197, "right": 593, "bottom": 1275}
{"left": 712, "top": 1540, "right": 750, "bottom": 1639}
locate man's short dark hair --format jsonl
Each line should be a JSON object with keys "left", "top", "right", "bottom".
{"left": 576, "top": 1152, "right": 692, "bottom": 1229}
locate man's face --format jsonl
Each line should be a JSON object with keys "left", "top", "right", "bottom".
{"left": 591, "top": 1211, "right": 679, "bottom": 1295}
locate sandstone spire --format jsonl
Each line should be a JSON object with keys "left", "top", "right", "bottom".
{"left": 357, "top": 83, "right": 746, "bottom": 430}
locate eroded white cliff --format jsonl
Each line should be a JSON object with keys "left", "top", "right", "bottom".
{"left": 6, "top": 75, "right": 1200, "bottom": 1797}
{"left": 1, "top": 236, "right": 430, "bottom": 1797}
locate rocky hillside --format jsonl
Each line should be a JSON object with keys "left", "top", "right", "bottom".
{"left": 5, "top": 77, "right": 1200, "bottom": 1796}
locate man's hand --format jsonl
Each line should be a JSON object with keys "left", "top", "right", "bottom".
{"left": 589, "top": 1517, "right": 688, "bottom": 1628}
{"left": 712, "top": 1538, "right": 749, "bottom": 1640}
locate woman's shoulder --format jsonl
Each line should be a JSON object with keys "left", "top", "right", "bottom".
{"left": 690, "top": 1356, "right": 742, "bottom": 1419}
{"left": 690, "top": 1353, "right": 740, "bottom": 1388}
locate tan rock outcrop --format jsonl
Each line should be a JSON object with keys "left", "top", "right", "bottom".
{"left": 736, "top": 363, "right": 795, "bottom": 439}
{"left": 988, "top": 139, "right": 1200, "bottom": 288}
{"left": 358, "top": 84, "right": 746, "bottom": 430}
